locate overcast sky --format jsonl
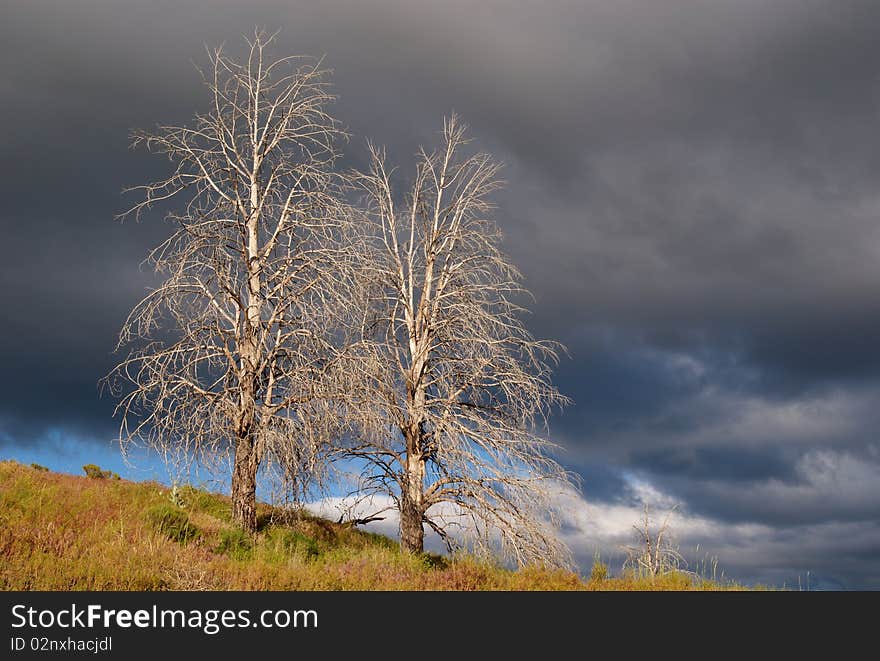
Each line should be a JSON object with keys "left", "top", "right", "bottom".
{"left": 2, "top": 0, "right": 880, "bottom": 588}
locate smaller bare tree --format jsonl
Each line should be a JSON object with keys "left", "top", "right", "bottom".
{"left": 343, "top": 115, "right": 578, "bottom": 567}
{"left": 622, "top": 504, "right": 686, "bottom": 578}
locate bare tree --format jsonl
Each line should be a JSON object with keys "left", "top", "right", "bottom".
{"left": 345, "top": 116, "right": 577, "bottom": 566}
{"left": 622, "top": 505, "right": 686, "bottom": 578}
{"left": 105, "top": 31, "right": 352, "bottom": 533}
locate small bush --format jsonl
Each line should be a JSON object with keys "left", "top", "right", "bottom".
{"left": 168, "top": 485, "right": 186, "bottom": 508}
{"left": 145, "top": 504, "right": 201, "bottom": 544}
{"left": 590, "top": 560, "right": 609, "bottom": 583}
{"left": 250, "top": 528, "right": 322, "bottom": 564}
{"left": 217, "top": 528, "right": 253, "bottom": 560}
{"left": 420, "top": 553, "right": 449, "bottom": 570}
{"left": 359, "top": 531, "right": 399, "bottom": 551}
{"left": 178, "top": 486, "right": 231, "bottom": 521}
{"left": 276, "top": 530, "right": 321, "bottom": 560}
{"left": 29, "top": 463, "right": 49, "bottom": 472}
{"left": 83, "top": 464, "right": 119, "bottom": 480}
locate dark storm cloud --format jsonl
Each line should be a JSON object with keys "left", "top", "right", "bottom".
{"left": 2, "top": 0, "right": 880, "bottom": 586}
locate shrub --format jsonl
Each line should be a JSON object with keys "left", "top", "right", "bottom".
{"left": 82, "top": 464, "right": 120, "bottom": 480}
{"left": 178, "top": 486, "right": 231, "bottom": 521}
{"left": 420, "top": 553, "right": 448, "bottom": 570}
{"left": 359, "top": 531, "right": 399, "bottom": 551}
{"left": 275, "top": 529, "right": 321, "bottom": 560}
{"left": 590, "top": 559, "right": 609, "bottom": 583}
{"left": 216, "top": 528, "right": 253, "bottom": 561}
{"left": 145, "top": 504, "right": 201, "bottom": 544}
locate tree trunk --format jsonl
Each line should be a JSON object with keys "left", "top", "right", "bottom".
{"left": 231, "top": 433, "right": 258, "bottom": 533}
{"left": 230, "top": 150, "right": 263, "bottom": 535}
{"left": 399, "top": 453, "right": 425, "bottom": 554}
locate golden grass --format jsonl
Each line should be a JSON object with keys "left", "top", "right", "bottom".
{"left": 0, "top": 460, "right": 749, "bottom": 591}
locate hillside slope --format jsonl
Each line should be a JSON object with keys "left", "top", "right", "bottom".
{"left": 0, "top": 460, "right": 743, "bottom": 590}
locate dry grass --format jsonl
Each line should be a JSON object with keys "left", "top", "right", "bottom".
{"left": 0, "top": 460, "right": 748, "bottom": 591}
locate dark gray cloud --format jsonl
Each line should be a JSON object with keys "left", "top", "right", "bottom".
{"left": 2, "top": 0, "right": 880, "bottom": 587}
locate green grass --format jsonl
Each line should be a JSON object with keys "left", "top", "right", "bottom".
{"left": 216, "top": 528, "right": 253, "bottom": 561}
{"left": 0, "top": 460, "right": 751, "bottom": 591}
{"left": 145, "top": 503, "right": 201, "bottom": 545}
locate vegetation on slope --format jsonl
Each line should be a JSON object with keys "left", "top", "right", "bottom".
{"left": 0, "top": 460, "right": 745, "bottom": 591}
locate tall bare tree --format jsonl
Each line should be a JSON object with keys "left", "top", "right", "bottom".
{"left": 106, "top": 31, "right": 351, "bottom": 532}
{"left": 346, "top": 116, "right": 577, "bottom": 566}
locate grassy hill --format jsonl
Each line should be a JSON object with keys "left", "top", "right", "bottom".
{"left": 0, "top": 460, "right": 746, "bottom": 590}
